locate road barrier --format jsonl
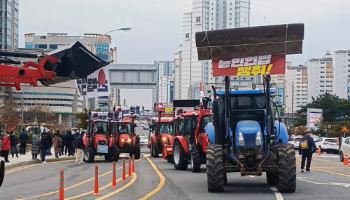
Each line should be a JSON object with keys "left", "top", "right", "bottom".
{"left": 122, "top": 160, "right": 126, "bottom": 182}
{"left": 128, "top": 157, "right": 132, "bottom": 176}
{"left": 344, "top": 153, "right": 349, "bottom": 166}
{"left": 112, "top": 162, "right": 117, "bottom": 188}
{"left": 59, "top": 170, "right": 64, "bottom": 200}
{"left": 94, "top": 165, "right": 99, "bottom": 195}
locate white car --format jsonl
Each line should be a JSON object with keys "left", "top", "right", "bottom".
{"left": 288, "top": 136, "right": 303, "bottom": 149}
{"left": 315, "top": 137, "right": 339, "bottom": 154}
{"left": 139, "top": 135, "right": 149, "bottom": 146}
{"left": 339, "top": 137, "right": 350, "bottom": 162}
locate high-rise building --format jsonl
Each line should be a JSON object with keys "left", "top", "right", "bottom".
{"left": 306, "top": 52, "right": 334, "bottom": 102}
{"left": 0, "top": 0, "right": 19, "bottom": 50}
{"left": 155, "top": 61, "right": 175, "bottom": 103}
{"left": 284, "top": 64, "right": 308, "bottom": 113}
{"left": 175, "top": 0, "right": 251, "bottom": 99}
{"left": 333, "top": 50, "right": 350, "bottom": 100}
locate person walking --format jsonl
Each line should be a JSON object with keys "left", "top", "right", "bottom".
{"left": 299, "top": 132, "right": 317, "bottom": 172}
{"left": 19, "top": 129, "right": 29, "bottom": 155}
{"left": 60, "top": 132, "right": 66, "bottom": 156}
{"left": 47, "top": 131, "right": 53, "bottom": 156}
{"left": 1, "top": 132, "right": 10, "bottom": 162}
{"left": 31, "top": 131, "right": 40, "bottom": 160}
{"left": 52, "top": 131, "right": 62, "bottom": 158}
{"left": 40, "top": 132, "right": 50, "bottom": 163}
{"left": 66, "top": 131, "right": 75, "bottom": 156}
{"left": 74, "top": 131, "right": 84, "bottom": 164}
{"left": 9, "top": 131, "right": 18, "bottom": 158}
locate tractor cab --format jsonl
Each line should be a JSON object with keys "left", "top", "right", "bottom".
{"left": 159, "top": 116, "right": 175, "bottom": 146}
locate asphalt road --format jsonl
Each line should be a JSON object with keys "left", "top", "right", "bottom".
{"left": 1, "top": 127, "right": 350, "bottom": 200}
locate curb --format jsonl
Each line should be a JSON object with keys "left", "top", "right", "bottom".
{"left": 5, "top": 156, "right": 76, "bottom": 170}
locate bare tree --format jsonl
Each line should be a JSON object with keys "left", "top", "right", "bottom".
{"left": 0, "top": 99, "right": 21, "bottom": 130}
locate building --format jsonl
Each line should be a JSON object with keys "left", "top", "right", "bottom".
{"left": 155, "top": 61, "right": 175, "bottom": 103}
{"left": 0, "top": 0, "right": 18, "bottom": 51}
{"left": 306, "top": 52, "right": 333, "bottom": 102}
{"left": 12, "top": 81, "right": 83, "bottom": 128}
{"left": 333, "top": 50, "right": 350, "bottom": 100}
{"left": 175, "top": 0, "right": 251, "bottom": 99}
{"left": 284, "top": 64, "right": 308, "bottom": 113}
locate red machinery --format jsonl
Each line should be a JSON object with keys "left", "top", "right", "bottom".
{"left": 83, "top": 112, "right": 119, "bottom": 162}
{"left": 172, "top": 99, "right": 212, "bottom": 172}
{"left": 110, "top": 114, "right": 141, "bottom": 159}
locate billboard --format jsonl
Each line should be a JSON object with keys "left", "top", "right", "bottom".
{"left": 76, "top": 66, "right": 110, "bottom": 98}
{"left": 212, "top": 54, "right": 286, "bottom": 77}
{"left": 307, "top": 108, "right": 323, "bottom": 131}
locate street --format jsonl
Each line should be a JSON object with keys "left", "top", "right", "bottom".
{"left": 1, "top": 128, "right": 350, "bottom": 200}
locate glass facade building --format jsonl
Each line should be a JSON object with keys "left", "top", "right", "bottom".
{"left": 0, "top": 0, "right": 19, "bottom": 50}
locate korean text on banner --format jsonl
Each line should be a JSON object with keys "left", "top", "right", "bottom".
{"left": 76, "top": 67, "right": 110, "bottom": 98}
{"left": 212, "top": 55, "right": 286, "bottom": 77}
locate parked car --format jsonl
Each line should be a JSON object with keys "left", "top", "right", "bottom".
{"left": 339, "top": 137, "right": 350, "bottom": 162}
{"left": 315, "top": 137, "right": 339, "bottom": 154}
{"left": 288, "top": 135, "right": 303, "bottom": 149}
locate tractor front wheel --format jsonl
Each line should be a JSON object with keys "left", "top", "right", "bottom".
{"left": 277, "top": 144, "right": 296, "bottom": 193}
{"left": 84, "top": 147, "right": 95, "bottom": 163}
{"left": 206, "top": 144, "right": 224, "bottom": 192}
{"left": 109, "top": 146, "right": 120, "bottom": 162}
{"left": 0, "top": 161, "right": 4, "bottom": 187}
{"left": 134, "top": 145, "right": 141, "bottom": 159}
{"left": 266, "top": 172, "right": 279, "bottom": 185}
{"left": 191, "top": 151, "right": 201, "bottom": 173}
{"left": 173, "top": 141, "right": 188, "bottom": 170}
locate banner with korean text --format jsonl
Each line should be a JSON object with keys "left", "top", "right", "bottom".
{"left": 212, "top": 54, "right": 286, "bottom": 77}
{"left": 76, "top": 66, "right": 110, "bottom": 98}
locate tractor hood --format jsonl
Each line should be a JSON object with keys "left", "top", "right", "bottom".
{"left": 236, "top": 120, "right": 262, "bottom": 147}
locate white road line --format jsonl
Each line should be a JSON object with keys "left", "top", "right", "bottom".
{"left": 297, "top": 177, "right": 350, "bottom": 188}
{"left": 269, "top": 187, "right": 284, "bottom": 200}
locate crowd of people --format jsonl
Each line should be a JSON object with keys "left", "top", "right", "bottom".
{"left": 0, "top": 129, "right": 85, "bottom": 164}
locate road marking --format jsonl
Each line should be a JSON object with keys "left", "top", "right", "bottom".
{"left": 138, "top": 156, "right": 165, "bottom": 200}
{"left": 22, "top": 158, "right": 144, "bottom": 200}
{"left": 6, "top": 160, "right": 72, "bottom": 175}
{"left": 313, "top": 168, "right": 350, "bottom": 178}
{"left": 66, "top": 174, "right": 133, "bottom": 200}
{"left": 95, "top": 174, "right": 137, "bottom": 200}
{"left": 269, "top": 187, "right": 284, "bottom": 200}
{"left": 297, "top": 177, "right": 350, "bottom": 188}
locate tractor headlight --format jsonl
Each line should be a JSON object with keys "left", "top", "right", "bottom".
{"left": 256, "top": 131, "right": 262, "bottom": 145}
{"left": 239, "top": 132, "right": 244, "bottom": 145}
{"left": 127, "top": 138, "right": 132, "bottom": 143}
{"left": 121, "top": 139, "right": 125, "bottom": 143}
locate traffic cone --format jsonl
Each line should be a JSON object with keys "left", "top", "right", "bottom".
{"left": 132, "top": 155, "right": 135, "bottom": 173}
{"left": 93, "top": 165, "right": 99, "bottom": 195}
{"left": 122, "top": 160, "right": 126, "bottom": 182}
{"left": 344, "top": 153, "right": 349, "bottom": 166}
{"left": 112, "top": 162, "right": 116, "bottom": 188}
{"left": 128, "top": 157, "right": 132, "bottom": 176}
{"left": 59, "top": 170, "right": 64, "bottom": 200}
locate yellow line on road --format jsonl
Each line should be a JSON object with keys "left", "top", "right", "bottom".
{"left": 95, "top": 174, "right": 138, "bottom": 200}
{"left": 6, "top": 164, "right": 37, "bottom": 174}
{"left": 138, "top": 157, "right": 165, "bottom": 200}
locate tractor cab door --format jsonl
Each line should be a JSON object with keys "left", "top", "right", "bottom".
{"left": 182, "top": 116, "right": 197, "bottom": 145}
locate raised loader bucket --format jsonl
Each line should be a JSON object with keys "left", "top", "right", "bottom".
{"left": 195, "top": 23, "right": 304, "bottom": 60}
{"left": 46, "top": 41, "right": 109, "bottom": 84}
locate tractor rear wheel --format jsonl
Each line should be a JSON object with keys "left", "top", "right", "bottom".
{"left": 191, "top": 151, "right": 201, "bottom": 173}
{"left": 206, "top": 144, "right": 224, "bottom": 193}
{"left": 134, "top": 145, "right": 141, "bottom": 159}
{"left": 167, "top": 155, "right": 174, "bottom": 163}
{"left": 84, "top": 147, "right": 95, "bottom": 163}
{"left": 173, "top": 141, "right": 188, "bottom": 170}
{"left": 277, "top": 144, "right": 296, "bottom": 193}
{"left": 266, "top": 172, "right": 279, "bottom": 185}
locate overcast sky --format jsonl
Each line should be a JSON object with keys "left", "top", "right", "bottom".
{"left": 19, "top": 0, "right": 350, "bottom": 108}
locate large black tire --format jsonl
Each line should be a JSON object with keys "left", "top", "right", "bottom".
{"left": 266, "top": 172, "right": 279, "bottom": 185}
{"left": 0, "top": 160, "right": 4, "bottom": 187}
{"left": 84, "top": 147, "right": 95, "bottom": 163}
{"left": 109, "top": 146, "right": 120, "bottom": 162}
{"left": 191, "top": 151, "right": 201, "bottom": 173}
{"left": 134, "top": 145, "right": 141, "bottom": 159}
{"left": 340, "top": 151, "right": 344, "bottom": 162}
{"left": 206, "top": 144, "right": 224, "bottom": 193}
{"left": 167, "top": 155, "right": 174, "bottom": 163}
{"left": 173, "top": 141, "right": 188, "bottom": 170}
{"left": 151, "top": 144, "right": 159, "bottom": 158}
{"left": 277, "top": 144, "right": 296, "bottom": 193}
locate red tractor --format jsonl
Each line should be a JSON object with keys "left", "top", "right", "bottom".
{"left": 83, "top": 112, "right": 120, "bottom": 163}
{"left": 172, "top": 99, "right": 212, "bottom": 172}
{"left": 110, "top": 115, "right": 141, "bottom": 159}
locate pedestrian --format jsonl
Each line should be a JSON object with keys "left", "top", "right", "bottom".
{"left": 60, "top": 132, "right": 65, "bottom": 156}
{"left": 74, "top": 130, "right": 84, "bottom": 163}
{"left": 47, "top": 131, "right": 53, "bottom": 156}
{"left": 31, "top": 130, "right": 40, "bottom": 160}
{"left": 299, "top": 131, "right": 317, "bottom": 172}
{"left": 52, "top": 131, "right": 62, "bottom": 158}
{"left": 1, "top": 132, "right": 10, "bottom": 162}
{"left": 66, "top": 131, "right": 75, "bottom": 156}
{"left": 9, "top": 131, "right": 18, "bottom": 158}
{"left": 40, "top": 132, "right": 50, "bottom": 163}
{"left": 19, "top": 129, "right": 29, "bottom": 154}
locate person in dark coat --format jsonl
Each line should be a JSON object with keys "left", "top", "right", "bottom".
{"left": 60, "top": 132, "right": 66, "bottom": 156}
{"left": 31, "top": 131, "right": 40, "bottom": 159}
{"left": 46, "top": 131, "right": 53, "bottom": 156}
{"left": 40, "top": 132, "right": 50, "bottom": 163}
{"left": 300, "top": 132, "right": 317, "bottom": 172}
{"left": 9, "top": 131, "right": 18, "bottom": 158}
{"left": 66, "top": 131, "right": 75, "bottom": 156}
{"left": 19, "top": 129, "right": 29, "bottom": 154}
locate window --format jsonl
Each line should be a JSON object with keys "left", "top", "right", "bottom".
{"left": 185, "top": 33, "right": 190, "bottom": 38}
{"left": 38, "top": 44, "right": 48, "bottom": 49}
{"left": 49, "top": 44, "right": 58, "bottom": 49}
{"left": 196, "top": 16, "right": 201, "bottom": 22}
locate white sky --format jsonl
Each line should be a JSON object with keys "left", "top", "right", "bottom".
{"left": 19, "top": 0, "right": 350, "bottom": 105}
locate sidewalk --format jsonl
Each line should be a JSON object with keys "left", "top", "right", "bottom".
{"left": 0, "top": 148, "right": 75, "bottom": 169}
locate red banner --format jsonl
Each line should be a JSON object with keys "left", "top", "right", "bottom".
{"left": 212, "top": 55, "right": 286, "bottom": 77}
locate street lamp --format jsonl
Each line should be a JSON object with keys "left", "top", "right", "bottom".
{"left": 105, "top": 27, "right": 132, "bottom": 35}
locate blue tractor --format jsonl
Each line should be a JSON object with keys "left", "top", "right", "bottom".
{"left": 195, "top": 23, "right": 304, "bottom": 193}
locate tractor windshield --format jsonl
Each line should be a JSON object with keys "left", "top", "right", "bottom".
{"left": 118, "top": 124, "right": 132, "bottom": 135}
{"left": 231, "top": 94, "right": 266, "bottom": 110}
{"left": 160, "top": 123, "right": 175, "bottom": 135}
{"left": 183, "top": 116, "right": 197, "bottom": 137}
{"left": 93, "top": 121, "right": 108, "bottom": 134}
{"left": 200, "top": 115, "right": 212, "bottom": 132}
